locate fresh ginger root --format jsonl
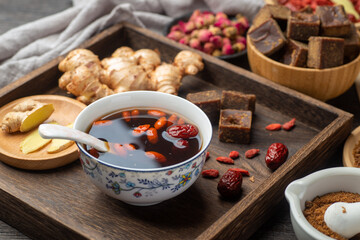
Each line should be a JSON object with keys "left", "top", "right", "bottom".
{"left": 58, "top": 49, "right": 113, "bottom": 104}
{"left": 58, "top": 47, "right": 204, "bottom": 104}
{"left": 2, "top": 100, "right": 54, "bottom": 133}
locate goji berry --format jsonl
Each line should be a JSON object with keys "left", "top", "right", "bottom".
{"left": 229, "top": 150, "right": 240, "bottom": 159}
{"left": 124, "top": 143, "right": 136, "bottom": 150}
{"left": 177, "top": 118, "right": 185, "bottom": 125}
{"left": 216, "top": 156, "right": 234, "bottom": 164}
{"left": 132, "top": 124, "right": 150, "bottom": 136}
{"left": 228, "top": 168, "right": 250, "bottom": 176}
{"left": 112, "top": 143, "right": 127, "bottom": 156}
{"left": 131, "top": 109, "right": 139, "bottom": 116}
{"left": 154, "top": 116, "right": 167, "bottom": 130}
{"left": 122, "top": 111, "right": 131, "bottom": 122}
{"left": 265, "top": 123, "right": 282, "bottom": 131}
{"left": 145, "top": 151, "right": 167, "bottom": 163}
{"left": 217, "top": 169, "right": 243, "bottom": 199}
{"left": 93, "top": 120, "right": 112, "bottom": 126}
{"left": 147, "top": 127, "right": 159, "bottom": 144}
{"left": 245, "top": 149, "right": 260, "bottom": 159}
{"left": 282, "top": 118, "right": 296, "bottom": 131}
{"left": 201, "top": 169, "right": 219, "bottom": 178}
{"left": 148, "top": 110, "right": 166, "bottom": 117}
{"left": 167, "top": 124, "right": 199, "bottom": 139}
{"left": 167, "top": 114, "right": 178, "bottom": 127}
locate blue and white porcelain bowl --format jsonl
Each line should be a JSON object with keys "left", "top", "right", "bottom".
{"left": 74, "top": 91, "right": 212, "bottom": 206}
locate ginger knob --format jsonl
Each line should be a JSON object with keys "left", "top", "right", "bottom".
{"left": 2, "top": 99, "right": 54, "bottom": 133}
{"left": 173, "top": 50, "right": 204, "bottom": 75}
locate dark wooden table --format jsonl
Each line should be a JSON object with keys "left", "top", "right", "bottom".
{"left": 0, "top": 1, "right": 359, "bottom": 239}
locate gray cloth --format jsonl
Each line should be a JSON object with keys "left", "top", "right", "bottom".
{"left": 0, "top": 0, "right": 264, "bottom": 88}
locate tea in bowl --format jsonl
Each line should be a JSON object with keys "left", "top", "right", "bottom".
{"left": 73, "top": 91, "right": 212, "bottom": 206}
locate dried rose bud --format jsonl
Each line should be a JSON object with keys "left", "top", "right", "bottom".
{"left": 170, "top": 24, "right": 182, "bottom": 32}
{"left": 198, "top": 29, "right": 213, "bottom": 43}
{"left": 189, "top": 38, "right": 202, "bottom": 50}
{"left": 232, "top": 22, "right": 246, "bottom": 35}
{"left": 203, "top": 42, "right": 215, "bottom": 54}
{"left": 167, "top": 31, "right": 184, "bottom": 41}
{"left": 203, "top": 13, "right": 216, "bottom": 26}
{"left": 194, "top": 16, "right": 205, "bottom": 29}
{"left": 179, "top": 36, "right": 190, "bottom": 45}
{"left": 237, "top": 16, "right": 249, "bottom": 30}
{"left": 235, "top": 35, "right": 246, "bottom": 45}
{"left": 210, "top": 35, "right": 223, "bottom": 48}
{"left": 212, "top": 49, "right": 222, "bottom": 57}
{"left": 191, "top": 29, "right": 200, "bottom": 38}
{"left": 215, "top": 12, "right": 228, "bottom": 20}
{"left": 189, "top": 9, "right": 202, "bottom": 22}
{"left": 214, "top": 18, "right": 232, "bottom": 29}
{"left": 223, "top": 26, "right": 238, "bottom": 39}
{"left": 209, "top": 25, "right": 222, "bottom": 36}
{"left": 222, "top": 43, "right": 235, "bottom": 55}
{"left": 222, "top": 37, "right": 231, "bottom": 46}
{"left": 232, "top": 42, "right": 245, "bottom": 52}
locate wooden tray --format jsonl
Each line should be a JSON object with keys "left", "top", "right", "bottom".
{"left": 0, "top": 23, "right": 353, "bottom": 240}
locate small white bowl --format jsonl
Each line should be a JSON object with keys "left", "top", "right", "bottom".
{"left": 73, "top": 91, "right": 212, "bottom": 206}
{"left": 285, "top": 167, "right": 360, "bottom": 240}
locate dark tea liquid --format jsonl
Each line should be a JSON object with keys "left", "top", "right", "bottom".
{"left": 86, "top": 108, "right": 202, "bottom": 169}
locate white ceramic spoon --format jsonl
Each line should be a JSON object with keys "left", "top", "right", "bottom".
{"left": 324, "top": 202, "right": 360, "bottom": 239}
{"left": 38, "top": 124, "right": 108, "bottom": 152}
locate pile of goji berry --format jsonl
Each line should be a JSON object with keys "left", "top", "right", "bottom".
{"left": 278, "top": 0, "right": 360, "bottom": 22}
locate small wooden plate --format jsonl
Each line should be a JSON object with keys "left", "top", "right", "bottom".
{"left": 343, "top": 126, "right": 360, "bottom": 167}
{"left": 0, "top": 95, "right": 86, "bottom": 170}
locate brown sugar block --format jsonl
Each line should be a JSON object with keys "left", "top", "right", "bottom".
{"left": 267, "top": 4, "right": 291, "bottom": 31}
{"left": 281, "top": 39, "right": 308, "bottom": 67}
{"left": 218, "top": 109, "right": 252, "bottom": 144}
{"left": 186, "top": 90, "right": 220, "bottom": 124}
{"left": 221, "top": 91, "right": 256, "bottom": 113}
{"left": 316, "top": 5, "right": 351, "bottom": 37}
{"left": 286, "top": 12, "right": 320, "bottom": 41}
{"left": 307, "top": 36, "right": 344, "bottom": 69}
{"left": 248, "top": 18, "right": 286, "bottom": 56}
{"left": 344, "top": 23, "right": 360, "bottom": 62}
{"left": 252, "top": 6, "right": 272, "bottom": 28}
{"left": 252, "top": 4, "right": 290, "bottom": 30}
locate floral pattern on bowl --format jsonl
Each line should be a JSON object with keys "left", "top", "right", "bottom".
{"left": 80, "top": 149, "right": 206, "bottom": 206}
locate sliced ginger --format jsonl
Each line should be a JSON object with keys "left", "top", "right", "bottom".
{"left": 2, "top": 99, "right": 54, "bottom": 133}
{"left": 20, "top": 124, "right": 54, "bottom": 154}
{"left": 20, "top": 122, "right": 74, "bottom": 154}
{"left": 47, "top": 123, "right": 74, "bottom": 153}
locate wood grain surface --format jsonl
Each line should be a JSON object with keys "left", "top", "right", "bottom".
{"left": 0, "top": 1, "right": 360, "bottom": 240}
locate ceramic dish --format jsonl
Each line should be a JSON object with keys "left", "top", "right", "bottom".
{"left": 0, "top": 95, "right": 86, "bottom": 170}
{"left": 163, "top": 12, "right": 248, "bottom": 60}
{"left": 285, "top": 167, "right": 360, "bottom": 240}
{"left": 343, "top": 125, "right": 360, "bottom": 167}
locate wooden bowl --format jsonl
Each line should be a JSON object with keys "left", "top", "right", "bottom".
{"left": 343, "top": 125, "right": 360, "bottom": 168}
{"left": 247, "top": 34, "right": 360, "bottom": 101}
